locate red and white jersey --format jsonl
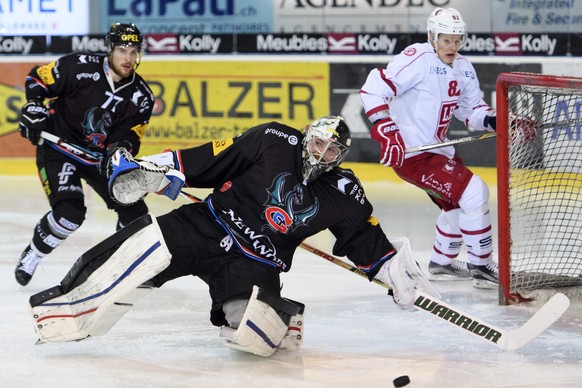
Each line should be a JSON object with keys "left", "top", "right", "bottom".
{"left": 360, "top": 42, "right": 493, "bottom": 159}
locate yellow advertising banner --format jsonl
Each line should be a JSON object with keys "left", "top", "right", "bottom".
{"left": 0, "top": 60, "right": 330, "bottom": 166}
{"left": 0, "top": 82, "right": 24, "bottom": 136}
{"left": 138, "top": 60, "right": 330, "bottom": 155}
{"left": 0, "top": 62, "right": 35, "bottom": 159}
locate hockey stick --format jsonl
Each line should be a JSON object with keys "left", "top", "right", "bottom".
{"left": 178, "top": 189, "right": 570, "bottom": 351}
{"left": 300, "top": 241, "right": 570, "bottom": 351}
{"left": 405, "top": 132, "right": 496, "bottom": 153}
{"left": 40, "top": 131, "right": 103, "bottom": 162}
{"left": 39, "top": 130, "right": 494, "bottom": 162}
{"left": 406, "top": 117, "right": 574, "bottom": 154}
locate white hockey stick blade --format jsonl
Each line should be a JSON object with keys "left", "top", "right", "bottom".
{"left": 413, "top": 290, "right": 570, "bottom": 351}
{"left": 496, "top": 292, "right": 570, "bottom": 351}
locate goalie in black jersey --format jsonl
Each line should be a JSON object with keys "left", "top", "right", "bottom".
{"left": 15, "top": 23, "right": 155, "bottom": 286}
{"left": 29, "top": 116, "right": 439, "bottom": 356}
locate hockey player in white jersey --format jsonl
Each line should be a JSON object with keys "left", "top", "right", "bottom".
{"left": 360, "top": 7, "right": 535, "bottom": 287}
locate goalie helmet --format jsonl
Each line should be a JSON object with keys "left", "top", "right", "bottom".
{"left": 106, "top": 22, "right": 144, "bottom": 54}
{"left": 302, "top": 116, "right": 351, "bottom": 182}
{"left": 426, "top": 7, "right": 467, "bottom": 49}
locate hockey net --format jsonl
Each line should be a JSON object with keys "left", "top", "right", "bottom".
{"left": 497, "top": 72, "right": 582, "bottom": 305}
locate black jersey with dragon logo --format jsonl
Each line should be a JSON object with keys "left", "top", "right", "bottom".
{"left": 25, "top": 52, "right": 154, "bottom": 158}
{"left": 174, "top": 122, "right": 392, "bottom": 272}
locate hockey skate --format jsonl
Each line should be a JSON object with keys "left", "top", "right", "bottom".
{"left": 427, "top": 259, "right": 471, "bottom": 281}
{"left": 15, "top": 245, "right": 43, "bottom": 286}
{"left": 468, "top": 261, "right": 499, "bottom": 289}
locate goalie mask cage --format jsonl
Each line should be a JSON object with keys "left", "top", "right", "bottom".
{"left": 497, "top": 72, "right": 582, "bottom": 305}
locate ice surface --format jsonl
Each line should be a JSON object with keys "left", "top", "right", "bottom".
{"left": 1, "top": 176, "right": 581, "bottom": 387}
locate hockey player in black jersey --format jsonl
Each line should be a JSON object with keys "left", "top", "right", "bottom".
{"left": 29, "top": 116, "right": 439, "bottom": 356}
{"left": 15, "top": 23, "right": 155, "bottom": 286}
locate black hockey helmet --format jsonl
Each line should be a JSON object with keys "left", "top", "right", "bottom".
{"left": 105, "top": 23, "right": 144, "bottom": 53}
{"left": 302, "top": 115, "right": 351, "bottom": 182}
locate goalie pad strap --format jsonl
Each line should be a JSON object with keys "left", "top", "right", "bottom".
{"left": 29, "top": 215, "right": 172, "bottom": 343}
{"left": 277, "top": 299, "right": 305, "bottom": 352}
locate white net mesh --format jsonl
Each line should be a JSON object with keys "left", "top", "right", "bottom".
{"left": 505, "top": 83, "right": 582, "bottom": 296}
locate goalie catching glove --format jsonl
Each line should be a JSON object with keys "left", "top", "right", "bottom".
{"left": 107, "top": 148, "right": 185, "bottom": 205}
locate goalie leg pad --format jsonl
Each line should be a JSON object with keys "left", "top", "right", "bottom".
{"left": 277, "top": 299, "right": 305, "bottom": 352}
{"left": 29, "top": 215, "right": 171, "bottom": 343}
{"left": 90, "top": 282, "right": 154, "bottom": 337}
{"left": 219, "top": 286, "right": 292, "bottom": 357}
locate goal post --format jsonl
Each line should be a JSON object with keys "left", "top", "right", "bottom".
{"left": 496, "top": 72, "right": 582, "bottom": 305}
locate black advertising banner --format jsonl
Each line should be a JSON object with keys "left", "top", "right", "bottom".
{"left": 50, "top": 35, "right": 107, "bottom": 54}
{"left": 236, "top": 33, "right": 415, "bottom": 55}
{"left": 50, "top": 34, "right": 234, "bottom": 55}
{"left": 146, "top": 34, "right": 234, "bottom": 54}
{"left": 236, "top": 33, "right": 327, "bottom": 54}
{"left": 21, "top": 33, "right": 582, "bottom": 56}
{"left": 461, "top": 33, "right": 582, "bottom": 56}
{"left": 0, "top": 36, "right": 46, "bottom": 55}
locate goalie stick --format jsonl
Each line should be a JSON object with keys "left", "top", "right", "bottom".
{"left": 178, "top": 190, "right": 570, "bottom": 351}
{"left": 301, "top": 241, "right": 570, "bottom": 351}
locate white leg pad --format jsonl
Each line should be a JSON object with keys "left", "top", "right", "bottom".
{"left": 277, "top": 312, "right": 304, "bottom": 352}
{"left": 219, "top": 286, "right": 288, "bottom": 357}
{"left": 30, "top": 216, "right": 171, "bottom": 343}
{"left": 90, "top": 283, "right": 154, "bottom": 337}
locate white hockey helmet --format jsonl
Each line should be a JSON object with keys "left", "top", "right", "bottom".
{"left": 427, "top": 7, "right": 467, "bottom": 49}
{"left": 302, "top": 116, "right": 351, "bottom": 182}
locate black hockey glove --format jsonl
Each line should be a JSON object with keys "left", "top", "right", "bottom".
{"left": 19, "top": 101, "right": 49, "bottom": 145}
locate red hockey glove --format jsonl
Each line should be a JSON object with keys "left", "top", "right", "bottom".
{"left": 510, "top": 114, "right": 537, "bottom": 144}
{"left": 370, "top": 118, "right": 405, "bottom": 168}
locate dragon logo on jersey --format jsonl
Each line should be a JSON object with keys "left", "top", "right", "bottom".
{"left": 82, "top": 107, "right": 114, "bottom": 149}
{"left": 263, "top": 173, "right": 319, "bottom": 234}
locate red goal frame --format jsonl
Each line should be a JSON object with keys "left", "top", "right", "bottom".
{"left": 496, "top": 72, "right": 582, "bottom": 304}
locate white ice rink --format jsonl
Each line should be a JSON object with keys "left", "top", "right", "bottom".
{"left": 1, "top": 174, "right": 581, "bottom": 388}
